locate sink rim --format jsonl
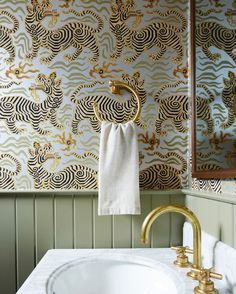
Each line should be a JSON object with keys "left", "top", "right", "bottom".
{"left": 46, "top": 252, "right": 186, "bottom": 294}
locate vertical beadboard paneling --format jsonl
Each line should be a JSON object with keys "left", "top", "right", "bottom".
{"left": 132, "top": 195, "right": 152, "bottom": 248}
{"left": 4, "top": 190, "right": 236, "bottom": 294}
{"left": 151, "top": 194, "right": 170, "bottom": 248}
{"left": 196, "top": 198, "right": 218, "bottom": 238}
{"left": 113, "top": 215, "right": 132, "bottom": 248}
{"left": 0, "top": 196, "right": 16, "bottom": 294}
{"left": 170, "top": 194, "right": 185, "bottom": 246}
{"left": 35, "top": 194, "right": 54, "bottom": 262}
{"left": 185, "top": 194, "right": 194, "bottom": 211}
{"left": 93, "top": 198, "right": 113, "bottom": 248}
{"left": 16, "top": 195, "right": 35, "bottom": 289}
{"left": 54, "top": 195, "right": 74, "bottom": 248}
{"left": 186, "top": 196, "right": 218, "bottom": 237}
{"left": 185, "top": 195, "right": 234, "bottom": 247}
{"left": 74, "top": 194, "right": 94, "bottom": 248}
{"left": 218, "top": 202, "right": 234, "bottom": 246}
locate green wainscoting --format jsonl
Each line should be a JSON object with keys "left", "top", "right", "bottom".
{"left": 2, "top": 189, "right": 236, "bottom": 294}
{"left": 0, "top": 190, "right": 185, "bottom": 294}
{"left": 183, "top": 189, "right": 236, "bottom": 249}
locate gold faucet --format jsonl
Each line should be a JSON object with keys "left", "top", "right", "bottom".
{"left": 140, "top": 204, "right": 202, "bottom": 280}
{"left": 192, "top": 267, "right": 223, "bottom": 294}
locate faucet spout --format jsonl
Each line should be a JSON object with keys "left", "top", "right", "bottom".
{"left": 141, "top": 204, "right": 202, "bottom": 279}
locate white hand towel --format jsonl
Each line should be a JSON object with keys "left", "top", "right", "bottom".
{"left": 98, "top": 121, "right": 140, "bottom": 215}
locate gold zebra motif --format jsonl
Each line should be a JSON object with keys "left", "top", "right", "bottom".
{"left": 196, "top": 21, "right": 236, "bottom": 62}
{"left": 0, "top": 154, "right": 21, "bottom": 190}
{"left": 221, "top": 71, "right": 236, "bottom": 129}
{"left": 154, "top": 80, "right": 189, "bottom": 135}
{"left": 25, "top": 0, "right": 104, "bottom": 64}
{"left": 0, "top": 72, "right": 64, "bottom": 135}
{"left": 139, "top": 151, "right": 187, "bottom": 189}
{"left": 0, "top": 10, "right": 19, "bottom": 64}
{"left": 196, "top": 84, "right": 215, "bottom": 136}
{"left": 28, "top": 142, "right": 98, "bottom": 190}
{"left": 110, "top": 0, "right": 186, "bottom": 64}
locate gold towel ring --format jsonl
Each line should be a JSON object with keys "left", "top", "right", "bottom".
{"left": 93, "top": 80, "right": 141, "bottom": 123}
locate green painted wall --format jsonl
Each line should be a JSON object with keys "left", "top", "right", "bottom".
{"left": 184, "top": 189, "right": 236, "bottom": 248}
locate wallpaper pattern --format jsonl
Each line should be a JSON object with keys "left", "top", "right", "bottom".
{"left": 0, "top": 0, "right": 189, "bottom": 191}
{"left": 192, "top": 0, "right": 236, "bottom": 195}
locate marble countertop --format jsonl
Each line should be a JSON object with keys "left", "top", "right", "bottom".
{"left": 16, "top": 248, "right": 227, "bottom": 294}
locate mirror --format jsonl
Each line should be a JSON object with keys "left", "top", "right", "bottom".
{"left": 191, "top": 0, "right": 236, "bottom": 178}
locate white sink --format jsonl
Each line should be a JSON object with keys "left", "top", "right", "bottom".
{"left": 46, "top": 253, "right": 185, "bottom": 294}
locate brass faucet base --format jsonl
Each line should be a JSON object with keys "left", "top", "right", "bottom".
{"left": 191, "top": 267, "right": 222, "bottom": 294}
{"left": 174, "top": 259, "right": 191, "bottom": 268}
{"left": 171, "top": 246, "right": 193, "bottom": 268}
{"left": 194, "top": 286, "right": 219, "bottom": 294}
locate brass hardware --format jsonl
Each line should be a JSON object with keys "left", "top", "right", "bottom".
{"left": 192, "top": 267, "right": 223, "bottom": 294}
{"left": 140, "top": 205, "right": 202, "bottom": 280}
{"left": 93, "top": 80, "right": 141, "bottom": 123}
{"left": 109, "top": 80, "right": 121, "bottom": 95}
{"left": 171, "top": 246, "right": 193, "bottom": 268}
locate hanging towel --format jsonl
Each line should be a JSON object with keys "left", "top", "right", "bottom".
{"left": 98, "top": 121, "right": 140, "bottom": 215}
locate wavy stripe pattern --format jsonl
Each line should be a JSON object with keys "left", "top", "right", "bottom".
{"left": 0, "top": 0, "right": 189, "bottom": 190}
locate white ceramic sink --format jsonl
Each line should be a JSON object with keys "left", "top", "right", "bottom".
{"left": 46, "top": 253, "right": 185, "bottom": 294}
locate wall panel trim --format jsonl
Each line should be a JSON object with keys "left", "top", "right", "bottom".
{"left": 182, "top": 189, "right": 236, "bottom": 205}
{"left": 0, "top": 189, "right": 183, "bottom": 197}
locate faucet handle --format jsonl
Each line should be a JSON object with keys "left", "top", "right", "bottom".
{"left": 171, "top": 246, "right": 193, "bottom": 268}
{"left": 191, "top": 267, "right": 223, "bottom": 294}
{"left": 171, "top": 245, "right": 193, "bottom": 254}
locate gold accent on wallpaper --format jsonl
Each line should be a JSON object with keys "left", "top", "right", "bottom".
{"left": 0, "top": 10, "right": 19, "bottom": 64}
{"left": 144, "top": 0, "right": 160, "bottom": 9}
{"left": 89, "top": 62, "right": 123, "bottom": 79}
{"left": 192, "top": 0, "right": 236, "bottom": 194}
{"left": 138, "top": 132, "right": 160, "bottom": 151}
{"left": 6, "top": 62, "right": 40, "bottom": 80}
{"left": 53, "top": 132, "right": 76, "bottom": 152}
{"left": 109, "top": 1, "right": 186, "bottom": 64}
{"left": 0, "top": 0, "right": 189, "bottom": 191}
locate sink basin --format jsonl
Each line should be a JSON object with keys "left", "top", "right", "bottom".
{"left": 46, "top": 253, "right": 185, "bottom": 294}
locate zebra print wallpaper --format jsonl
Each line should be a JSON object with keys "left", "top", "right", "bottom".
{"left": 192, "top": 0, "right": 236, "bottom": 194}
{"left": 0, "top": 0, "right": 189, "bottom": 191}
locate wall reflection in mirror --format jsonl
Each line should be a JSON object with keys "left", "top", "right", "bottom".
{"left": 194, "top": 0, "right": 236, "bottom": 176}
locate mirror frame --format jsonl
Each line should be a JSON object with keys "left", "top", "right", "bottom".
{"left": 191, "top": 0, "right": 236, "bottom": 179}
